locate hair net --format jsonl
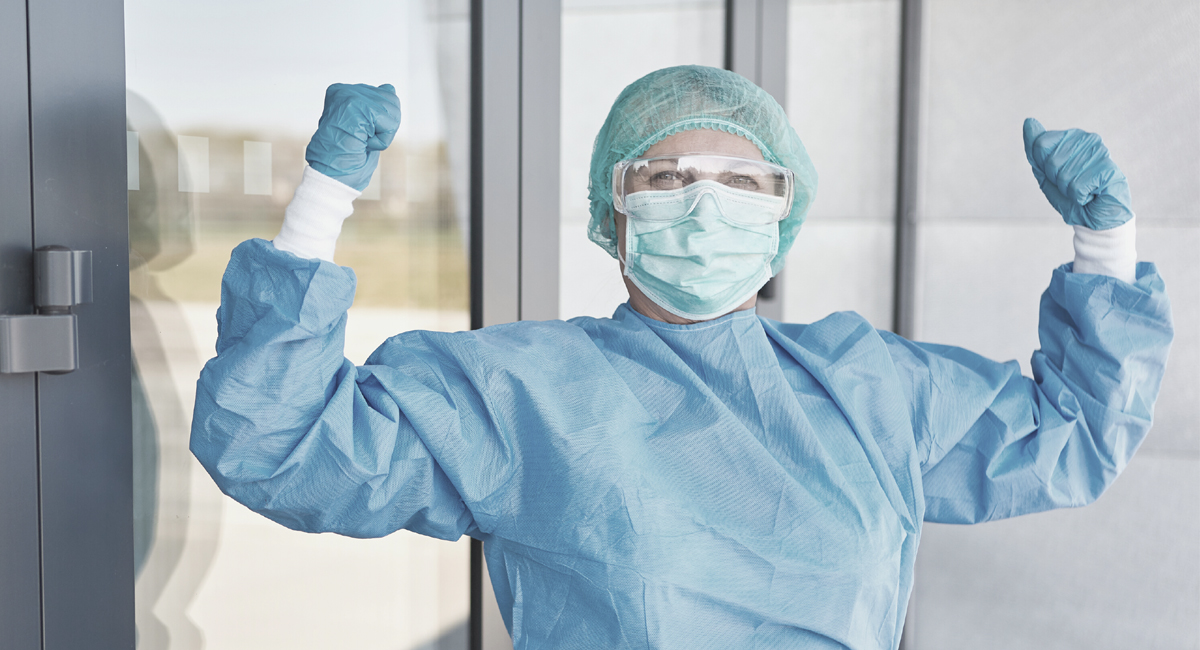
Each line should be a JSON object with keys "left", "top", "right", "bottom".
{"left": 587, "top": 65, "right": 818, "bottom": 275}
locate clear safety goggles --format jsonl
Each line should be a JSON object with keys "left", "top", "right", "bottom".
{"left": 612, "top": 154, "right": 795, "bottom": 225}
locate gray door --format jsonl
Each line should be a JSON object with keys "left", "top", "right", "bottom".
{"left": 0, "top": 0, "right": 135, "bottom": 648}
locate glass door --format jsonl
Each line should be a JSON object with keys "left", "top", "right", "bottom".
{"left": 124, "top": 1, "right": 472, "bottom": 647}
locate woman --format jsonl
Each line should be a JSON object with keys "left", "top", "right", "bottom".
{"left": 192, "top": 66, "right": 1172, "bottom": 649}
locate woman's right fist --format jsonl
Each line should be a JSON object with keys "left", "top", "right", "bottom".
{"left": 305, "top": 83, "right": 401, "bottom": 191}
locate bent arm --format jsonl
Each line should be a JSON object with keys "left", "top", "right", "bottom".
{"left": 190, "top": 238, "right": 476, "bottom": 540}
{"left": 891, "top": 263, "right": 1173, "bottom": 524}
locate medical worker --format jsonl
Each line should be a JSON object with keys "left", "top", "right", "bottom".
{"left": 192, "top": 66, "right": 1173, "bottom": 649}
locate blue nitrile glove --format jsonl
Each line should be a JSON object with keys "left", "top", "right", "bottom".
{"left": 305, "top": 83, "right": 401, "bottom": 191}
{"left": 1022, "top": 118, "right": 1133, "bottom": 230}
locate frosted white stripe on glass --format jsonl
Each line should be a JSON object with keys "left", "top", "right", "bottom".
{"left": 127, "top": 131, "right": 140, "bottom": 191}
{"left": 177, "top": 135, "right": 210, "bottom": 193}
{"left": 243, "top": 141, "right": 272, "bottom": 196}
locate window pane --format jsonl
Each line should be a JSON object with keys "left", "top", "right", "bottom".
{"left": 125, "top": 1, "right": 471, "bottom": 647}
{"left": 782, "top": 0, "right": 901, "bottom": 328}
{"left": 559, "top": 0, "right": 725, "bottom": 319}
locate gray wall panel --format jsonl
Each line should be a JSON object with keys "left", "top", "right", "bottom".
{"left": 915, "top": 453, "right": 1200, "bottom": 650}
{"left": 782, "top": 220, "right": 895, "bottom": 327}
{"left": 912, "top": 1, "right": 1200, "bottom": 645}
{"left": 0, "top": 0, "right": 43, "bottom": 646}
{"left": 27, "top": 0, "right": 135, "bottom": 647}
{"left": 921, "top": 0, "right": 1200, "bottom": 222}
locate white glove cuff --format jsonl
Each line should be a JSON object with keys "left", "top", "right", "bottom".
{"left": 272, "top": 166, "right": 361, "bottom": 262}
{"left": 1072, "top": 216, "right": 1137, "bottom": 284}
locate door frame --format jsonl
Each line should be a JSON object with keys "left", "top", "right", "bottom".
{"left": 0, "top": 0, "right": 135, "bottom": 648}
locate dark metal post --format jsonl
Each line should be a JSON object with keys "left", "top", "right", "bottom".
{"left": 24, "top": 0, "right": 135, "bottom": 648}
{"left": 893, "top": 0, "right": 923, "bottom": 340}
{"left": 894, "top": 0, "right": 924, "bottom": 647}
{"left": 0, "top": 0, "right": 43, "bottom": 644}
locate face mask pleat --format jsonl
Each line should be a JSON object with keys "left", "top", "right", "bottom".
{"left": 622, "top": 181, "right": 780, "bottom": 320}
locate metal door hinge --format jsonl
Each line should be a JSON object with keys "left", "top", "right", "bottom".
{"left": 0, "top": 246, "right": 92, "bottom": 374}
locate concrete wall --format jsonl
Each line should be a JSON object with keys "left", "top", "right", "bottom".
{"left": 912, "top": 1, "right": 1199, "bottom": 647}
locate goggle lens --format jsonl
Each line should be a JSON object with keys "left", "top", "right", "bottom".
{"left": 614, "top": 154, "right": 794, "bottom": 224}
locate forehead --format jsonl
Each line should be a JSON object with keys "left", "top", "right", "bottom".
{"left": 642, "top": 128, "right": 764, "bottom": 161}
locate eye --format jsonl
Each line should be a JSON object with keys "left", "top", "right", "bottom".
{"left": 648, "top": 170, "right": 685, "bottom": 190}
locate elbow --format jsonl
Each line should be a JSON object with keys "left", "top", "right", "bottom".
{"left": 189, "top": 416, "right": 328, "bottom": 534}
{"left": 1047, "top": 432, "right": 1130, "bottom": 509}
{"left": 189, "top": 388, "right": 304, "bottom": 523}
{"left": 188, "top": 387, "right": 392, "bottom": 537}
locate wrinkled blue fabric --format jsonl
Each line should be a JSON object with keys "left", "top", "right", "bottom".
{"left": 192, "top": 239, "right": 1172, "bottom": 650}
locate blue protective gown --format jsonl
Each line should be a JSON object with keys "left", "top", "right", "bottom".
{"left": 192, "top": 239, "right": 1172, "bottom": 650}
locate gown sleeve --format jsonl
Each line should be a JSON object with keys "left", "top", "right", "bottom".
{"left": 190, "top": 238, "right": 505, "bottom": 540}
{"left": 882, "top": 263, "right": 1173, "bottom": 524}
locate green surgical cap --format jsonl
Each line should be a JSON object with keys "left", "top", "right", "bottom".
{"left": 587, "top": 65, "right": 818, "bottom": 275}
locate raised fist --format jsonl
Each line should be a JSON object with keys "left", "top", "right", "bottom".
{"left": 1023, "top": 118, "right": 1133, "bottom": 231}
{"left": 305, "top": 83, "right": 402, "bottom": 191}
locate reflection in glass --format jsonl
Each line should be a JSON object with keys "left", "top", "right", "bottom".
{"left": 129, "top": 89, "right": 213, "bottom": 650}
{"left": 126, "top": 1, "right": 471, "bottom": 647}
{"left": 558, "top": 0, "right": 725, "bottom": 319}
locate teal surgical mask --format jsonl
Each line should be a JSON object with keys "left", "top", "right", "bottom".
{"left": 618, "top": 181, "right": 782, "bottom": 320}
